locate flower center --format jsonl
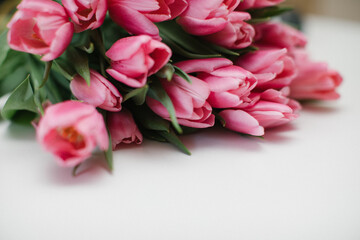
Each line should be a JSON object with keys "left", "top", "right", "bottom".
{"left": 58, "top": 127, "right": 86, "bottom": 149}
{"left": 78, "top": 8, "right": 93, "bottom": 18}
{"left": 31, "top": 32, "right": 43, "bottom": 41}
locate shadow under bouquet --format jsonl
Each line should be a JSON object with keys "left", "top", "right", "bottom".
{"left": 0, "top": 0, "right": 342, "bottom": 173}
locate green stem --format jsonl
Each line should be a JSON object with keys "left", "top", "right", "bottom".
{"left": 91, "top": 29, "right": 110, "bottom": 77}
{"left": 38, "top": 61, "right": 53, "bottom": 89}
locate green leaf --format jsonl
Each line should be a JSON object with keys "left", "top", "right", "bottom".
{"left": 30, "top": 55, "right": 69, "bottom": 104}
{"left": 104, "top": 129, "right": 113, "bottom": 172}
{"left": 66, "top": 46, "right": 90, "bottom": 85}
{"left": 160, "top": 34, "right": 221, "bottom": 59}
{"left": 1, "top": 75, "right": 38, "bottom": 120}
{"left": 123, "top": 85, "right": 149, "bottom": 105}
{"left": 0, "top": 51, "right": 28, "bottom": 97}
{"left": 157, "top": 20, "right": 240, "bottom": 59}
{"left": 0, "top": 50, "right": 27, "bottom": 80}
{"left": 72, "top": 164, "right": 81, "bottom": 177}
{"left": 71, "top": 30, "right": 90, "bottom": 48}
{"left": 53, "top": 58, "right": 76, "bottom": 81}
{"left": 140, "top": 129, "right": 167, "bottom": 142}
{"left": 247, "top": 6, "right": 293, "bottom": 20}
{"left": 181, "top": 126, "right": 201, "bottom": 135}
{"left": 72, "top": 31, "right": 95, "bottom": 54}
{"left": 158, "top": 130, "right": 191, "bottom": 155}
{"left": 157, "top": 21, "right": 217, "bottom": 55}
{"left": 89, "top": 29, "right": 108, "bottom": 60}
{"left": 173, "top": 65, "right": 192, "bottom": 83}
{"left": 7, "top": 111, "right": 37, "bottom": 125}
{"left": 0, "top": 30, "right": 10, "bottom": 67}
{"left": 0, "top": 67, "right": 28, "bottom": 97}
{"left": 100, "top": 17, "right": 131, "bottom": 49}
{"left": 233, "top": 45, "right": 258, "bottom": 55}
{"left": 28, "top": 55, "right": 44, "bottom": 87}
{"left": 131, "top": 105, "right": 170, "bottom": 132}
{"left": 206, "top": 42, "right": 240, "bottom": 57}
{"left": 28, "top": 56, "right": 50, "bottom": 114}
{"left": 33, "top": 91, "right": 44, "bottom": 115}
{"left": 47, "top": 72, "right": 68, "bottom": 103}
{"left": 148, "top": 81, "right": 182, "bottom": 134}
{"left": 28, "top": 56, "right": 53, "bottom": 89}
{"left": 246, "top": 17, "right": 271, "bottom": 24}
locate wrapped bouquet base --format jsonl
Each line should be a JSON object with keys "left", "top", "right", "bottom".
{"left": 0, "top": 0, "right": 342, "bottom": 174}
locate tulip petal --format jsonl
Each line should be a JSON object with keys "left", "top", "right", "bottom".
{"left": 219, "top": 110, "right": 264, "bottom": 136}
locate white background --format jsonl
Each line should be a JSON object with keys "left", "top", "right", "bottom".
{"left": 1, "top": 16, "right": 360, "bottom": 240}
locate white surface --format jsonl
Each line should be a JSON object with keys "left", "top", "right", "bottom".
{"left": 1, "top": 16, "right": 360, "bottom": 240}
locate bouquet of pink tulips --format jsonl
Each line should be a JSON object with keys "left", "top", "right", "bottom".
{"left": 0, "top": 0, "right": 342, "bottom": 172}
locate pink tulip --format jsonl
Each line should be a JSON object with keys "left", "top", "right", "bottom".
{"left": 177, "top": 0, "right": 241, "bottom": 36}
{"left": 36, "top": 101, "right": 109, "bottom": 167}
{"left": 163, "top": 0, "right": 189, "bottom": 19}
{"left": 219, "top": 86, "right": 298, "bottom": 135}
{"left": 289, "top": 50, "right": 343, "bottom": 100}
{"left": 70, "top": 70, "right": 123, "bottom": 112}
{"left": 254, "top": 22, "right": 307, "bottom": 50}
{"left": 175, "top": 58, "right": 257, "bottom": 109}
{"left": 204, "top": 12, "right": 255, "bottom": 49}
{"left": 7, "top": 0, "right": 74, "bottom": 61}
{"left": 239, "top": 83, "right": 299, "bottom": 130}
{"left": 219, "top": 109, "right": 264, "bottom": 136}
{"left": 106, "top": 35, "right": 172, "bottom": 88}
{"left": 218, "top": 88, "right": 298, "bottom": 135}
{"left": 108, "top": 0, "right": 188, "bottom": 39}
{"left": 259, "top": 87, "right": 301, "bottom": 113}
{"left": 236, "top": 48, "right": 297, "bottom": 90}
{"left": 62, "top": 0, "right": 107, "bottom": 32}
{"left": 147, "top": 75, "right": 215, "bottom": 129}
{"left": 236, "top": 0, "right": 284, "bottom": 10}
{"left": 108, "top": 109, "right": 143, "bottom": 149}
{"left": 244, "top": 100, "right": 298, "bottom": 128}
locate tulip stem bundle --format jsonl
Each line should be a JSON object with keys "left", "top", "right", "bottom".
{"left": 0, "top": 0, "right": 342, "bottom": 174}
